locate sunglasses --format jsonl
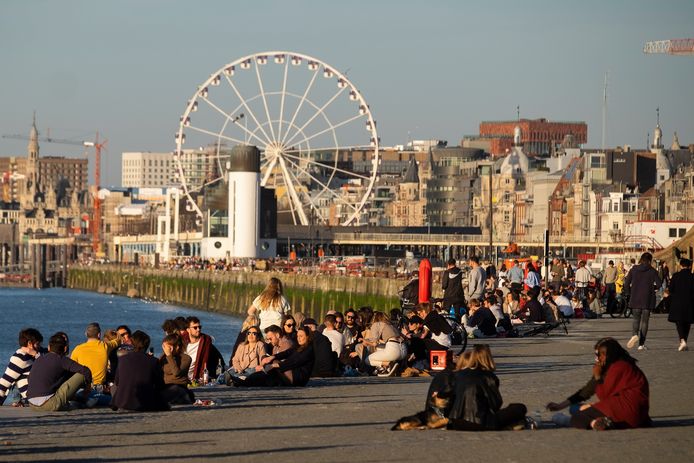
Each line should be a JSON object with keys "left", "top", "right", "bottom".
{"left": 247, "top": 331, "right": 259, "bottom": 336}
{"left": 284, "top": 323, "right": 295, "bottom": 327}
{"left": 190, "top": 325, "right": 201, "bottom": 330}
{"left": 346, "top": 315, "right": 355, "bottom": 319}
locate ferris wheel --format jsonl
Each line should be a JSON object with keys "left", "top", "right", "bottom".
{"left": 174, "top": 51, "right": 380, "bottom": 226}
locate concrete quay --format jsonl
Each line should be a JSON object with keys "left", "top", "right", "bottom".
{"left": 1, "top": 315, "right": 693, "bottom": 462}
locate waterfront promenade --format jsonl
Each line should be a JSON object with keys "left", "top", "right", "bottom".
{"left": 1, "top": 315, "right": 693, "bottom": 462}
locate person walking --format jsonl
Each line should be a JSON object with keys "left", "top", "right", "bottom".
{"left": 624, "top": 252, "right": 662, "bottom": 351}
{"left": 667, "top": 258, "right": 694, "bottom": 352}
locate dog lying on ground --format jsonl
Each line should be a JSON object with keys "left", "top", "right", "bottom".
{"left": 391, "top": 370, "right": 455, "bottom": 430}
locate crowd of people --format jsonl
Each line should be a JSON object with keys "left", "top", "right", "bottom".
{"left": 1, "top": 251, "right": 690, "bottom": 433}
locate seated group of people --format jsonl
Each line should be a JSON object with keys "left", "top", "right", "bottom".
{"left": 0, "top": 315, "right": 227, "bottom": 412}
{"left": 394, "top": 337, "right": 650, "bottom": 432}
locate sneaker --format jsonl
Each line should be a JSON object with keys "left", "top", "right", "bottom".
{"left": 552, "top": 413, "right": 572, "bottom": 427}
{"left": 627, "top": 335, "right": 639, "bottom": 349}
{"left": 678, "top": 340, "right": 688, "bottom": 352}
{"left": 637, "top": 345, "right": 647, "bottom": 351}
{"left": 386, "top": 363, "right": 400, "bottom": 377}
{"left": 591, "top": 416, "right": 614, "bottom": 431}
{"left": 525, "top": 417, "right": 539, "bottom": 430}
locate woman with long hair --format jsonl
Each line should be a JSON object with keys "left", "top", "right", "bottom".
{"left": 248, "top": 277, "right": 291, "bottom": 331}
{"left": 231, "top": 314, "right": 260, "bottom": 359}
{"left": 447, "top": 344, "right": 531, "bottom": 431}
{"left": 364, "top": 311, "right": 407, "bottom": 376}
{"left": 232, "top": 326, "right": 315, "bottom": 387}
{"left": 547, "top": 337, "right": 650, "bottom": 430}
{"left": 280, "top": 314, "right": 298, "bottom": 343}
{"left": 229, "top": 326, "right": 266, "bottom": 378}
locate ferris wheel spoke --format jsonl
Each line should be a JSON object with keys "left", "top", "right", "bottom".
{"left": 260, "top": 156, "right": 279, "bottom": 186}
{"left": 283, "top": 156, "right": 359, "bottom": 212}
{"left": 277, "top": 60, "right": 290, "bottom": 141}
{"left": 283, "top": 144, "right": 372, "bottom": 153}
{"left": 254, "top": 62, "right": 277, "bottom": 142}
{"left": 280, "top": 69, "right": 320, "bottom": 145}
{"left": 199, "top": 96, "right": 269, "bottom": 147}
{"left": 283, "top": 86, "right": 347, "bottom": 147}
{"left": 281, "top": 151, "right": 372, "bottom": 181}
{"left": 223, "top": 74, "right": 274, "bottom": 145}
{"left": 277, "top": 157, "right": 309, "bottom": 225}
{"left": 286, "top": 113, "right": 365, "bottom": 148}
{"left": 187, "top": 125, "right": 249, "bottom": 147}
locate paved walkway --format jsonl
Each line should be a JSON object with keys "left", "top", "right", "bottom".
{"left": 1, "top": 315, "right": 693, "bottom": 462}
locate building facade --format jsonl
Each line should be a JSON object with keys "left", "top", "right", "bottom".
{"left": 478, "top": 118, "right": 587, "bottom": 157}
{"left": 122, "top": 151, "right": 176, "bottom": 188}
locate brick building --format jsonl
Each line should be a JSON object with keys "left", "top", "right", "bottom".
{"left": 478, "top": 118, "right": 587, "bottom": 157}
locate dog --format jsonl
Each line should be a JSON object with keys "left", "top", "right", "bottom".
{"left": 391, "top": 370, "right": 455, "bottom": 430}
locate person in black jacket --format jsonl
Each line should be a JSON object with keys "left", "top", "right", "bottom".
{"left": 111, "top": 330, "right": 169, "bottom": 412}
{"left": 27, "top": 333, "right": 93, "bottom": 412}
{"left": 235, "top": 326, "right": 315, "bottom": 387}
{"left": 624, "top": 252, "right": 662, "bottom": 351}
{"left": 668, "top": 258, "right": 694, "bottom": 352}
{"left": 447, "top": 344, "right": 531, "bottom": 431}
{"left": 442, "top": 259, "right": 466, "bottom": 318}
{"left": 302, "top": 318, "right": 337, "bottom": 377}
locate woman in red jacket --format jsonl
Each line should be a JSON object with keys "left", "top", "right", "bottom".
{"left": 547, "top": 337, "right": 650, "bottom": 430}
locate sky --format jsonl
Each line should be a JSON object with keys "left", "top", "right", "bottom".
{"left": 1, "top": 0, "right": 693, "bottom": 186}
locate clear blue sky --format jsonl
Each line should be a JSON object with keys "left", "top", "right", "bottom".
{"left": 1, "top": 0, "right": 693, "bottom": 186}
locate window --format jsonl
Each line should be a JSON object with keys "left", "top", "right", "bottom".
{"left": 669, "top": 228, "right": 677, "bottom": 238}
{"left": 679, "top": 228, "right": 687, "bottom": 237}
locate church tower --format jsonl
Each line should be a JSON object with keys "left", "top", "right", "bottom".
{"left": 26, "top": 113, "right": 40, "bottom": 194}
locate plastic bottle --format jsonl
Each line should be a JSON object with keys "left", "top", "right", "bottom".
{"left": 449, "top": 305, "right": 456, "bottom": 318}
{"left": 203, "top": 368, "right": 209, "bottom": 385}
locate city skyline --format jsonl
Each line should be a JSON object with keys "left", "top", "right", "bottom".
{"left": 1, "top": 0, "right": 693, "bottom": 186}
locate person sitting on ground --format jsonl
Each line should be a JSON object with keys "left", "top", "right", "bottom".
{"left": 248, "top": 277, "right": 291, "bottom": 331}
{"left": 334, "top": 312, "right": 345, "bottom": 333}
{"left": 111, "top": 330, "right": 169, "bottom": 412}
{"left": 552, "top": 289, "right": 574, "bottom": 318}
{"left": 586, "top": 290, "right": 602, "bottom": 318}
{"left": 71, "top": 322, "right": 121, "bottom": 405}
{"left": 522, "top": 287, "right": 545, "bottom": 323}
{"left": 231, "top": 315, "right": 260, "bottom": 358}
{"left": 237, "top": 326, "right": 315, "bottom": 387}
{"left": 174, "top": 316, "right": 190, "bottom": 343}
{"left": 280, "top": 314, "right": 298, "bottom": 343}
{"left": 402, "top": 315, "right": 428, "bottom": 368}
{"left": 416, "top": 302, "right": 452, "bottom": 350}
{"left": 486, "top": 295, "right": 512, "bottom": 333}
{"left": 447, "top": 344, "right": 532, "bottom": 431}
{"left": 263, "top": 324, "right": 294, "bottom": 356}
{"left": 462, "top": 299, "right": 498, "bottom": 338}
{"left": 339, "top": 309, "right": 363, "bottom": 372}
{"left": 159, "top": 333, "right": 194, "bottom": 405}
{"left": 547, "top": 337, "right": 650, "bottom": 430}
{"left": 302, "top": 318, "right": 337, "bottom": 377}
{"left": 363, "top": 311, "right": 407, "bottom": 376}
{"left": 503, "top": 292, "right": 520, "bottom": 317}
{"left": 0, "top": 328, "right": 44, "bottom": 406}
{"left": 229, "top": 326, "right": 266, "bottom": 379}
{"left": 322, "top": 314, "right": 345, "bottom": 358}
{"left": 26, "top": 332, "right": 92, "bottom": 411}
{"left": 184, "top": 316, "right": 225, "bottom": 382}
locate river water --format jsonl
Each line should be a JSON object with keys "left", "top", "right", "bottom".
{"left": 0, "top": 288, "right": 242, "bottom": 363}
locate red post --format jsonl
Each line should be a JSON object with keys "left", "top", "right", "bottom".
{"left": 418, "top": 258, "right": 432, "bottom": 303}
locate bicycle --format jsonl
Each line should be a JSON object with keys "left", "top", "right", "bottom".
{"left": 608, "top": 294, "right": 632, "bottom": 318}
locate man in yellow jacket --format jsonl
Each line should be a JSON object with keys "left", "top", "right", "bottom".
{"left": 71, "top": 322, "right": 121, "bottom": 405}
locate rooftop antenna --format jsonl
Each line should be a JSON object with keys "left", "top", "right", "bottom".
{"left": 656, "top": 106, "right": 660, "bottom": 125}
{"left": 516, "top": 105, "right": 520, "bottom": 121}
{"left": 601, "top": 72, "right": 608, "bottom": 152}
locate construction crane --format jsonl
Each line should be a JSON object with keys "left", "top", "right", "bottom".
{"left": 643, "top": 38, "right": 694, "bottom": 55}
{"left": 2, "top": 131, "right": 107, "bottom": 254}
